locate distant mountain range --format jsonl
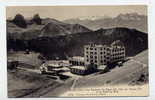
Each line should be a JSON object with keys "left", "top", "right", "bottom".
{"left": 7, "top": 14, "right": 92, "bottom": 40}
{"left": 64, "top": 13, "right": 148, "bottom": 33}
{"left": 7, "top": 14, "right": 148, "bottom": 59}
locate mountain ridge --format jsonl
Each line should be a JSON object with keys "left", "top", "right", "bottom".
{"left": 7, "top": 18, "right": 92, "bottom": 40}
{"left": 7, "top": 27, "right": 148, "bottom": 60}
{"left": 64, "top": 13, "right": 148, "bottom": 33}
{"left": 7, "top": 14, "right": 148, "bottom": 60}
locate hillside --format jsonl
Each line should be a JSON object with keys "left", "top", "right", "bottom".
{"left": 7, "top": 16, "right": 92, "bottom": 40}
{"left": 7, "top": 14, "right": 148, "bottom": 60}
{"left": 64, "top": 13, "right": 148, "bottom": 33}
{"left": 73, "top": 50, "right": 148, "bottom": 88}
{"left": 40, "top": 22, "right": 91, "bottom": 37}
{"left": 7, "top": 20, "right": 45, "bottom": 40}
{"left": 26, "top": 27, "right": 148, "bottom": 59}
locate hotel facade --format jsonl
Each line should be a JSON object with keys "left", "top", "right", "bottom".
{"left": 68, "top": 41, "right": 126, "bottom": 75}
{"left": 84, "top": 42, "right": 125, "bottom": 66}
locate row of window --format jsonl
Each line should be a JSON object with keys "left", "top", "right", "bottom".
{"left": 85, "top": 47, "right": 107, "bottom": 51}
{"left": 86, "top": 47, "right": 124, "bottom": 51}
{"left": 111, "top": 48, "right": 125, "bottom": 52}
{"left": 69, "top": 61, "right": 85, "bottom": 66}
{"left": 86, "top": 59, "right": 107, "bottom": 63}
{"left": 86, "top": 55, "right": 110, "bottom": 59}
{"left": 85, "top": 51, "right": 107, "bottom": 55}
{"left": 111, "top": 51, "right": 125, "bottom": 54}
{"left": 86, "top": 51, "right": 124, "bottom": 55}
{"left": 86, "top": 57, "right": 125, "bottom": 63}
{"left": 111, "top": 56, "right": 124, "bottom": 60}
{"left": 85, "top": 54, "right": 124, "bottom": 59}
{"left": 86, "top": 55, "right": 112, "bottom": 59}
{"left": 111, "top": 53, "right": 125, "bottom": 56}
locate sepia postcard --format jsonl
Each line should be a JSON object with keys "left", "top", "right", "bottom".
{"left": 6, "top": 5, "right": 149, "bottom": 97}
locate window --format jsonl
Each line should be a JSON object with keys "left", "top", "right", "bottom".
{"left": 91, "top": 60, "right": 93, "bottom": 63}
{"left": 95, "top": 57, "right": 97, "bottom": 60}
{"left": 90, "top": 48, "right": 93, "bottom": 50}
{"left": 87, "top": 59, "right": 89, "bottom": 62}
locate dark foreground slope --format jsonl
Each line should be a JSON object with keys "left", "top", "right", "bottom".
{"left": 19, "top": 27, "right": 148, "bottom": 59}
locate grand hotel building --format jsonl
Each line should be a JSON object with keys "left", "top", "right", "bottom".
{"left": 84, "top": 43, "right": 125, "bottom": 66}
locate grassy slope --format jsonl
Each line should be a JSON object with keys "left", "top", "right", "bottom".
{"left": 74, "top": 50, "right": 148, "bottom": 88}
{"left": 8, "top": 69, "right": 61, "bottom": 98}
{"left": 7, "top": 51, "right": 42, "bottom": 67}
{"left": 7, "top": 50, "right": 148, "bottom": 97}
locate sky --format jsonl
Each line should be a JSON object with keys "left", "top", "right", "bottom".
{"left": 6, "top": 5, "right": 147, "bottom": 20}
